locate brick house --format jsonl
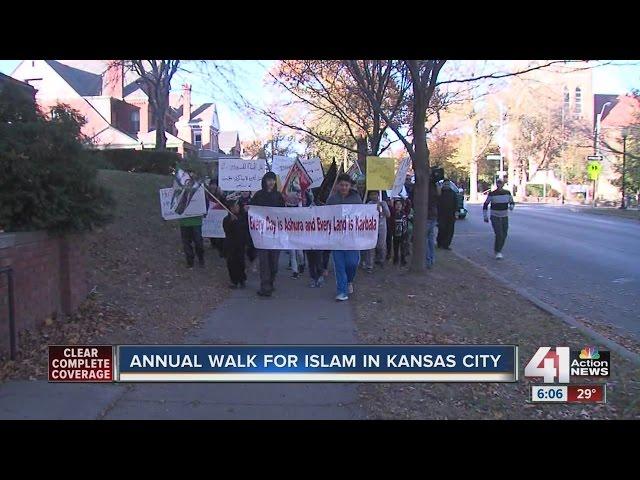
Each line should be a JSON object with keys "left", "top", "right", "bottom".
{"left": 10, "top": 60, "right": 224, "bottom": 157}
{"left": 218, "top": 130, "right": 242, "bottom": 156}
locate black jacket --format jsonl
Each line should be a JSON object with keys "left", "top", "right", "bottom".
{"left": 223, "top": 211, "right": 249, "bottom": 253}
{"left": 249, "top": 174, "right": 285, "bottom": 207}
{"left": 438, "top": 188, "right": 457, "bottom": 219}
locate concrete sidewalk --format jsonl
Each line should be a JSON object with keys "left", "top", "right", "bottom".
{"left": 0, "top": 255, "right": 365, "bottom": 419}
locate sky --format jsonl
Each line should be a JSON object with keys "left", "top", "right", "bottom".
{"left": 2, "top": 59, "right": 639, "bottom": 143}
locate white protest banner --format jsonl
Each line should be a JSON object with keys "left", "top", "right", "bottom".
{"left": 272, "top": 155, "right": 324, "bottom": 188}
{"left": 218, "top": 158, "right": 266, "bottom": 191}
{"left": 389, "top": 157, "right": 411, "bottom": 197}
{"left": 248, "top": 204, "right": 378, "bottom": 250}
{"left": 159, "top": 186, "right": 206, "bottom": 220}
{"left": 202, "top": 208, "right": 227, "bottom": 238}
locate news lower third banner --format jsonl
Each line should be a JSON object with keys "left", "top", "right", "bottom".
{"left": 48, "top": 345, "right": 518, "bottom": 382}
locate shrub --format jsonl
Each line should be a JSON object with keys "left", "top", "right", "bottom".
{"left": 0, "top": 86, "right": 114, "bottom": 233}
{"left": 85, "top": 151, "right": 115, "bottom": 170}
{"left": 91, "top": 149, "right": 180, "bottom": 175}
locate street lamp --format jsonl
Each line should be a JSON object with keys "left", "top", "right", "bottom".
{"left": 620, "top": 127, "right": 629, "bottom": 209}
{"left": 595, "top": 102, "right": 611, "bottom": 156}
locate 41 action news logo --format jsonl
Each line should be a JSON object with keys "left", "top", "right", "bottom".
{"left": 524, "top": 346, "right": 610, "bottom": 383}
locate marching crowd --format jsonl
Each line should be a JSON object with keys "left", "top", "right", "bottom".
{"left": 177, "top": 170, "right": 514, "bottom": 302}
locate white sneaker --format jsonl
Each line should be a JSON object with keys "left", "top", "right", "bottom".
{"left": 348, "top": 283, "right": 354, "bottom": 294}
{"left": 495, "top": 252, "right": 503, "bottom": 259}
{"left": 335, "top": 293, "right": 349, "bottom": 301}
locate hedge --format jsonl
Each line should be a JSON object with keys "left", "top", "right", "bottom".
{"left": 89, "top": 149, "right": 181, "bottom": 175}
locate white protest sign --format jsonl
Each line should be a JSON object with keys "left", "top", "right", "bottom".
{"left": 218, "top": 158, "right": 267, "bottom": 191}
{"left": 271, "top": 155, "right": 295, "bottom": 180}
{"left": 159, "top": 186, "right": 207, "bottom": 220}
{"left": 301, "top": 157, "right": 324, "bottom": 188}
{"left": 272, "top": 156, "right": 324, "bottom": 188}
{"left": 389, "top": 157, "right": 411, "bottom": 197}
{"left": 202, "top": 208, "right": 227, "bottom": 238}
{"left": 248, "top": 204, "right": 378, "bottom": 250}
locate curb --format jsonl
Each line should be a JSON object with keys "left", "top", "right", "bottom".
{"left": 451, "top": 251, "right": 640, "bottom": 367}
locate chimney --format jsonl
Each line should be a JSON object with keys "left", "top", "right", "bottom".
{"left": 103, "top": 61, "right": 123, "bottom": 99}
{"left": 181, "top": 83, "right": 192, "bottom": 122}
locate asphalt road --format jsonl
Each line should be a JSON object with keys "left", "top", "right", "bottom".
{"left": 451, "top": 203, "right": 640, "bottom": 340}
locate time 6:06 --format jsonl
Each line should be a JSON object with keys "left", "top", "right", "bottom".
{"left": 537, "top": 388, "right": 564, "bottom": 400}
{"left": 532, "top": 385, "right": 568, "bottom": 402}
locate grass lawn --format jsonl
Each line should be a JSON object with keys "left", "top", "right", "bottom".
{"left": 353, "top": 251, "right": 640, "bottom": 419}
{"left": 580, "top": 207, "right": 640, "bottom": 220}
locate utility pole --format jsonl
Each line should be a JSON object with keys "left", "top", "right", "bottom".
{"left": 620, "top": 128, "right": 629, "bottom": 209}
{"left": 470, "top": 124, "right": 478, "bottom": 202}
{"left": 593, "top": 102, "right": 611, "bottom": 207}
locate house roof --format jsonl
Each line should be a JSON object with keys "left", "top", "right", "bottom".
{"left": 0, "top": 72, "right": 35, "bottom": 92}
{"left": 219, "top": 130, "right": 240, "bottom": 153}
{"left": 139, "top": 130, "right": 194, "bottom": 149}
{"left": 191, "top": 103, "right": 213, "bottom": 121}
{"left": 123, "top": 80, "right": 145, "bottom": 98}
{"left": 171, "top": 102, "right": 218, "bottom": 125}
{"left": 45, "top": 60, "right": 103, "bottom": 96}
{"left": 600, "top": 94, "right": 640, "bottom": 128}
{"left": 594, "top": 94, "right": 620, "bottom": 125}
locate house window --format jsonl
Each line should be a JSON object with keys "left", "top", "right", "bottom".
{"left": 563, "top": 86, "right": 570, "bottom": 113}
{"left": 193, "top": 129, "right": 202, "bottom": 149}
{"left": 131, "top": 110, "right": 140, "bottom": 133}
{"left": 574, "top": 87, "right": 582, "bottom": 116}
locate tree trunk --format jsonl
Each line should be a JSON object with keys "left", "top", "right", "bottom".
{"left": 470, "top": 130, "right": 478, "bottom": 202}
{"left": 356, "top": 137, "right": 367, "bottom": 171}
{"left": 410, "top": 95, "right": 428, "bottom": 273}
{"left": 155, "top": 114, "right": 167, "bottom": 151}
{"left": 154, "top": 84, "right": 169, "bottom": 151}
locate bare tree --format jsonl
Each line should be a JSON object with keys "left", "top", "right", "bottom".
{"left": 257, "top": 60, "right": 412, "bottom": 158}
{"left": 348, "top": 60, "right": 583, "bottom": 272}
{"left": 115, "top": 60, "right": 181, "bottom": 151}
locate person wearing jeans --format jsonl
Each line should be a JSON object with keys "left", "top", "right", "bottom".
{"left": 180, "top": 216, "right": 205, "bottom": 268}
{"left": 306, "top": 250, "right": 325, "bottom": 287}
{"left": 326, "top": 173, "right": 363, "bottom": 301}
{"left": 490, "top": 216, "right": 509, "bottom": 255}
{"left": 483, "top": 179, "right": 515, "bottom": 259}
{"left": 248, "top": 171, "right": 285, "bottom": 296}
{"left": 332, "top": 250, "right": 360, "bottom": 299}
{"left": 426, "top": 180, "right": 441, "bottom": 268}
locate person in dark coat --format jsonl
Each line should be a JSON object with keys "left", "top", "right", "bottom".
{"left": 248, "top": 171, "right": 285, "bottom": 297}
{"left": 437, "top": 180, "right": 458, "bottom": 250}
{"left": 206, "top": 179, "right": 226, "bottom": 258}
{"left": 238, "top": 191, "right": 257, "bottom": 265}
{"left": 392, "top": 198, "right": 409, "bottom": 266}
{"left": 222, "top": 200, "right": 249, "bottom": 289}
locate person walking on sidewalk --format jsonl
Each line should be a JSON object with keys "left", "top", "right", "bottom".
{"left": 483, "top": 179, "right": 515, "bottom": 259}
{"left": 180, "top": 214, "right": 205, "bottom": 268}
{"left": 437, "top": 179, "right": 458, "bottom": 250}
{"left": 327, "top": 173, "right": 363, "bottom": 301}
{"left": 285, "top": 193, "right": 306, "bottom": 279}
{"left": 249, "top": 171, "right": 285, "bottom": 296}
{"left": 426, "top": 180, "right": 441, "bottom": 268}
{"left": 303, "top": 191, "right": 325, "bottom": 288}
{"left": 392, "top": 198, "right": 409, "bottom": 266}
{"left": 222, "top": 200, "right": 248, "bottom": 289}
{"left": 364, "top": 190, "right": 391, "bottom": 272}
